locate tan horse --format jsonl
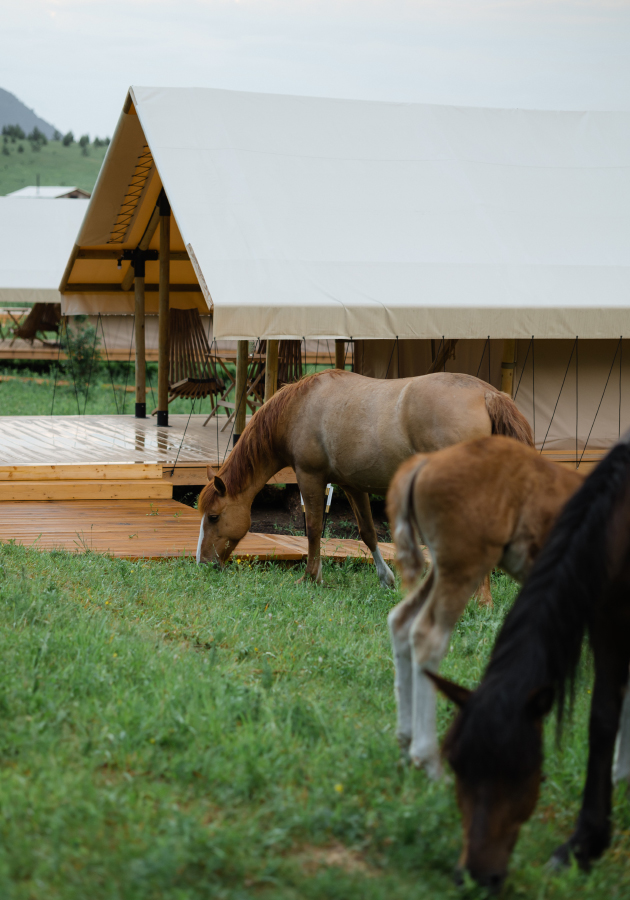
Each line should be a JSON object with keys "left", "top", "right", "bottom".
{"left": 386, "top": 436, "right": 584, "bottom": 778}
{"left": 197, "top": 370, "right": 533, "bottom": 584}
{"left": 197, "top": 372, "right": 533, "bottom": 582}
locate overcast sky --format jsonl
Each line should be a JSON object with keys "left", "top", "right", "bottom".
{"left": 2, "top": 0, "right": 629, "bottom": 137}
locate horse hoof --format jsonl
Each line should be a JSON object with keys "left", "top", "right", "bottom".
{"left": 296, "top": 575, "right": 323, "bottom": 586}
{"left": 547, "top": 843, "right": 572, "bottom": 871}
{"left": 397, "top": 733, "right": 412, "bottom": 762}
{"left": 410, "top": 748, "right": 442, "bottom": 780}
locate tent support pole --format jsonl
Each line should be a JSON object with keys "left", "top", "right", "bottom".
{"left": 264, "top": 340, "right": 279, "bottom": 402}
{"left": 234, "top": 340, "right": 249, "bottom": 444}
{"left": 501, "top": 339, "right": 516, "bottom": 397}
{"left": 134, "top": 260, "right": 146, "bottom": 418}
{"left": 335, "top": 340, "right": 345, "bottom": 370}
{"left": 157, "top": 191, "right": 170, "bottom": 426}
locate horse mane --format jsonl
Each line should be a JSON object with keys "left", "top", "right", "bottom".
{"left": 446, "top": 436, "right": 630, "bottom": 780}
{"left": 199, "top": 370, "right": 346, "bottom": 511}
{"left": 490, "top": 439, "right": 630, "bottom": 718}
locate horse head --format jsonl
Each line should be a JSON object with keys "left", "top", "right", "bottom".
{"left": 196, "top": 470, "right": 251, "bottom": 565}
{"left": 428, "top": 671, "right": 553, "bottom": 893}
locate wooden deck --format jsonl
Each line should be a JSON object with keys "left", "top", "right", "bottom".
{"left": 0, "top": 339, "right": 160, "bottom": 362}
{"left": 0, "top": 414, "right": 264, "bottom": 485}
{"left": 0, "top": 498, "right": 394, "bottom": 563}
{"left": 0, "top": 415, "right": 606, "bottom": 491}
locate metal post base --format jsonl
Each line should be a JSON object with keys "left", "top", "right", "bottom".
{"left": 157, "top": 410, "right": 169, "bottom": 427}
{"left": 233, "top": 433, "right": 241, "bottom": 446}
{"left": 135, "top": 402, "right": 146, "bottom": 419}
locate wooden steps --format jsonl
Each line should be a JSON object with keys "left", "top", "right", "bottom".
{"left": 0, "top": 498, "right": 395, "bottom": 563}
{"left": 0, "top": 464, "right": 171, "bottom": 501}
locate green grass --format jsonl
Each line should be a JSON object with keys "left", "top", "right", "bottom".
{"left": 1, "top": 366, "right": 630, "bottom": 896}
{"left": 0, "top": 140, "right": 107, "bottom": 195}
{"left": 0, "top": 360, "right": 341, "bottom": 418}
{"left": 0, "top": 546, "right": 628, "bottom": 899}
{"left": 0, "top": 364, "right": 213, "bottom": 418}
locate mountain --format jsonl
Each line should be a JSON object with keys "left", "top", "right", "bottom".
{"left": 0, "top": 88, "right": 56, "bottom": 139}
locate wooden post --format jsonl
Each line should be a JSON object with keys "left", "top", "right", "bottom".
{"left": 133, "top": 252, "right": 146, "bottom": 418}
{"left": 233, "top": 340, "right": 249, "bottom": 445}
{"left": 501, "top": 339, "right": 516, "bottom": 397}
{"left": 264, "top": 340, "right": 279, "bottom": 402}
{"left": 157, "top": 191, "right": 170, "bottom": 426}
{"left": 335, "top": 339, "right": 345, "bottom": 370}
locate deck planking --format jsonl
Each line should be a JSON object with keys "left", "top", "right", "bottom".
{"left": 0, "top": 415, "right": 297, "bottom": 484}
{"left": 0, "top": 498, "right": 395, "bottom": 563}
{"left": 0, "top": 415, "right": 233, "bottom": 468}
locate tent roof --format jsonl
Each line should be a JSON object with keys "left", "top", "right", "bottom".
{"left": 61, "top": 87, "right": 630, "bottom": 339}
{"left": 0, "top": 197, "right": 88, "bottom": 304}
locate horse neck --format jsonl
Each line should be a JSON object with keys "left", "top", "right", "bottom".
{"left": 241, "top": 455, "right": 281, "bottom": 503}
{"left": 483, "top": 540, "right": 589, "bottom": 718}
{"left": 221, "top": 422, "right": 284, "bottom": 504}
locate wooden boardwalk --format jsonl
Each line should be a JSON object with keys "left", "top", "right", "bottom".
{"left": 0, "top": 414, "right": 228, "bottom": 465}
{"left": 0, "top": 498, "right": 395, "bottom": 563}
{"left": 0, "top": 415, "right": 298, "bottom": 485}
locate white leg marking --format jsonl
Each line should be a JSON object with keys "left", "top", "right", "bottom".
{"left": 614, "top": 674, "right": 630, "bottom": 784}
{"left": 409, "top": 662, "right": 441, "bottom": 778}
{"left": 373, "top": 546, "right": 396, "bottom": 588}
{"left": 196, "top": 515, "right": 206, "bottom": 564}
{"left": 409, "top": 615, "right": 452, "bottom": 780}
{"left": 388, "top": 605, "right": 414, "bottom": 752}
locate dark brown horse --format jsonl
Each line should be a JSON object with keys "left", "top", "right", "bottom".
{"left": 197, "top": 370, "right": 533, "bottom": 583}
{"left": 430, "top": 432, "right": 630, "bottom": 891}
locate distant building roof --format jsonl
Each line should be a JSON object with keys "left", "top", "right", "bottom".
{"left": 0, "top": 197, "right": 87, "bottom": 304}
{"left": 6, "top": 185, "right": 90, "bottom": 199}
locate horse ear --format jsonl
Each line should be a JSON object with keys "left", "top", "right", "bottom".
{"left": 213, "top": 475, "right": 227, "bottom": 497}
{"left": 425, "top": 670, "right": 472, "bottom": 708}
{"left": 206, "top": 465, "right": 217, "bottom": 482}
{"left": 525, "top": 686, "right": 554, "bottom": 720}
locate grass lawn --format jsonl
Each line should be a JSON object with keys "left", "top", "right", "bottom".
{"left": 0, "top": 363, "right": 213, "bottom": 418}
{"left": 0, "top": 545, "right": 628, "bottom": 899}
{"left": 1, "top": 368, "right": 630, "bottom": 896}
{"left": 0, "top": 359, "right": 343, "bottom": 418}
{"left": 0, "top": 141, "right": 107, "bottom": 196}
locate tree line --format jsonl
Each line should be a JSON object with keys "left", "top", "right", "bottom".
{"left": 2, "top": 125, "right": 110, "bottom": 157}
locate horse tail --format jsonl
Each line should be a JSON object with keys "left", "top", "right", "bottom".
{"left": 387, "top": 455, "right": 430, "bottom": 589}
{"left": 485, "top": 390, "right": 534, "bottom": 447}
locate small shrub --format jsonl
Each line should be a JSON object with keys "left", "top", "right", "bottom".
{"left": 62, "top": 131, "right": 74, "bottom": 146}
{"left": 78, "top": 133, "right": 89, "bottom": 148}
{"left": 60, "top": 317, "right": 102, "bottom": 406}
{"left": 17, "top": 144, "right": 24, "bottom": 153}
{"left": 52, "top": 129, "right": 62, "bottom": 141}
{"left": 1, "top": 124, "right": 25, "bottom": 140}
{"left": 27, "top": 126, "right": 47, "bottom": 147}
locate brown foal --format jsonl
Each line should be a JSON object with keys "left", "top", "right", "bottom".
{"left": 386, "top": 436, "right": 583, "bottom": 777}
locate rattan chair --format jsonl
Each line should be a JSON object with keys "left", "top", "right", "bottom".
{"left": 151, "top": 307, "right": 223, "bottom": 412}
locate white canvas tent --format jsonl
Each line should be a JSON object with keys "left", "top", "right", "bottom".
{"left": 0, "top": 197, "right": 88, "bottom": 305}
{"left": 58, "top": 87, "right": 630, "bottom": 449}
{"left": 61, "top": 87, "right": 630, "bottom": 340}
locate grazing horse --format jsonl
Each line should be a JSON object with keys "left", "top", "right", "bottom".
{"left": 429, "top": 431, "right": 630, "bottom": 892}
{"left": 197, "top": 370, "right": 533, "bottom": 584}
{"left": 386, "top": 436, "right": 584, "bottom": 777}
